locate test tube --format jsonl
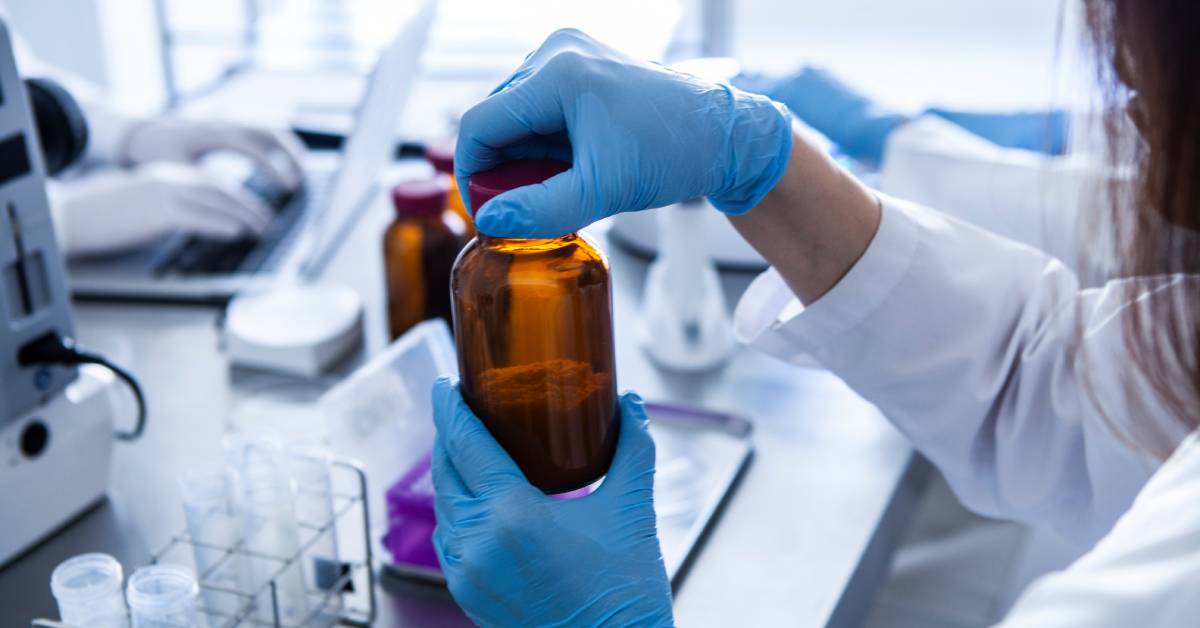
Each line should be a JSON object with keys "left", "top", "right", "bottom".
{"left": 178, "top": 470, "right": 253, "bottom": 620}
{"left": 125, "top": 564, "right": 201, "bottom": 628}
{"left": 287, "top": 443, "right": 343, "bottom": 600}
{"left": 225, "top": 435, "right": 311, "bottom": 624}
{"left": 51, "top": 553, "right": 130, "bottom": 628}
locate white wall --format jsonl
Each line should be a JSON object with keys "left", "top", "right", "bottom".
{"left": 7, "top": 0, "right": 166, "bottom": 114}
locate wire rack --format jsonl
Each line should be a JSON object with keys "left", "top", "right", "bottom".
{"left": 34, "top": 459, "right": 377, "bottom": 628}
{"left": 162, "top": 459, "right": 376, "bottom": 627}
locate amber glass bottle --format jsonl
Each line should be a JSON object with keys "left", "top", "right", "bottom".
{"left": 425, "top": 142, "right": 476, "bottom": 239}
{"left": 451, "top": 160, "right": 618, "bottom": 494}
{"left": 384, "top": 180, "right": 467, "bottom": 340}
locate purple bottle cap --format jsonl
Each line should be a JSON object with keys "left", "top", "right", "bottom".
{"left": 466, "top": 159, "right": 570, "bottom": 215}
{"left": 424, "top": 141, "right": 455, "bottom": 175}
{"left": 391, "top": 179, "right": 448, "bottom": 217}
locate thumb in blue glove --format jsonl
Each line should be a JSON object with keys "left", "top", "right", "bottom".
{"left": 431, "top": 377, "right": 674, "bottom": 627}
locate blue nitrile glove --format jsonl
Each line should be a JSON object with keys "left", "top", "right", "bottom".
{"left": 454, "top": 28, "right": 793, "bottom": 238}
{"left": 430, "top": 378, "right": 674, "bottom": 627}
{"left": 736, "top": 67, "right": 1070, "bottom": 163}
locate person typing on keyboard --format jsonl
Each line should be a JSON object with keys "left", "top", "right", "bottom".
{"left": 4, "top": 3, "right": 306, "bottom": 257}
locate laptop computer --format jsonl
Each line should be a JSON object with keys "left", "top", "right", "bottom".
{"left": 68, "top": 0, "right": 436, "bottom": 304}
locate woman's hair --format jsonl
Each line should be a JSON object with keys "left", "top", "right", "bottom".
{"left": 1084, "top": 0, "right": 1200, "bottom": 445}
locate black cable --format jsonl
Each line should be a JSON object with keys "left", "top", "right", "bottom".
{"left": 17, "top": 333, "right": 147, "bottom": 441}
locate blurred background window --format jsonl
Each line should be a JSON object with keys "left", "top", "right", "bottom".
{"left": 7, "top": 0, "right": 1087, "bottom": 116}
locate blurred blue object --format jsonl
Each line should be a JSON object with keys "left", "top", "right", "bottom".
{"left": 430, "top": 378, "right": 675, "bottom": 627}
{"left": 736, "top": 67, "right": 1069, "bottom": 164}
{"left": 923, "top": 107, "right": 1070, "bottom": 156}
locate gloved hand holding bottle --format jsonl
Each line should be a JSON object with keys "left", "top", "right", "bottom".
{"left": 431, "top": 378, "right": 674, "bottom": 627}
{"left": 454, "top": 28, "right": 794, "bottom": 239}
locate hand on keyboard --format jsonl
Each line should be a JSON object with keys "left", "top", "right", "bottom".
{"left": 53, "top": 163, "right": 274, "bottom": 257}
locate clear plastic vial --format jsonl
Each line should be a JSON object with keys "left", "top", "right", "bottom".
{"left": 51, "top": 553, "right": 130, "bottom": 628}
{"left": 125, "top": 565, "right": 201, "bottom": 628}
{"left": 451, "top": 159, "right": 619, "bottom": 494}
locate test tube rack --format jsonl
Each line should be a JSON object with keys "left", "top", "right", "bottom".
{"left": 32, "top": 458, "right": 377, "bottom": 628}
{"left": 161, "top": 458, "right": 376, "bottom": 627}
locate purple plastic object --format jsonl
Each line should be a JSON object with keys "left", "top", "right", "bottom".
{"left": 466, "top": 159, "right": 570, "bottom": 212}
{"left": 384, "top": 454, "right": 439, "bottom": 570}
{"left": 383, "top": 452, "right": 594, "bottom": 572}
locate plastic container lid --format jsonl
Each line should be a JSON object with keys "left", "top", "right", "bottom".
{"left": 424, "top": 141, "right": 455, "bottom": 174}
{"left": 391, "top": 179, "right": 448, "bottom": 216}
{"left": 125, "top": 565, "right": 198, "bottom": 611}
{"left": 467, "top": 159, "right": 570, "bottom": 213}
{"left": 51, "top": 553, "right": 125, "bottom": 603}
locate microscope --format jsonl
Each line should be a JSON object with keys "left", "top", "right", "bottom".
{"left": 0, "top": 19, "right": 134, "bottom": 567}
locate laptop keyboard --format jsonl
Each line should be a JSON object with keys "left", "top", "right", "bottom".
{"left": 154, "top": 171, "right": 327, "bottom": 276}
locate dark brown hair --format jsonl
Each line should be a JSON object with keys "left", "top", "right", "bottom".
{"left": 1084, "top": 0, "right": 1200, "bottom": 450}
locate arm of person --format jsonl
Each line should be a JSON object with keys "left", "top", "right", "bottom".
{"left": 731, "top": 127, "right": 1191, "bottom": 543}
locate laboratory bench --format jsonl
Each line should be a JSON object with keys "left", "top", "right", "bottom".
{"left": 1, "top": 175, "right": 928, "bottom": 627}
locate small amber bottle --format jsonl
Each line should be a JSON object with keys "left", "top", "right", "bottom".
{"left": 451, "top": 160, "right": 619, "bottom": 494}
{"left": 384, "top": 180, "right": 467, "bottom": 340}
{"left": 425, "top": 142, "right": 476, "bottom": 239}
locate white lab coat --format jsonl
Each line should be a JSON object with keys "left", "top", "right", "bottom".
{"left": 733, "top": 192, "right": 1199, "bottom": 625}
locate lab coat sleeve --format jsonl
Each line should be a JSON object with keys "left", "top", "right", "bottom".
{"left": 734, "top": 196, "right": 1192, "bottom": 546}
{"left": 995, "top": 431, "right": 1200, "bottom": 627}
{"left": 879, "top": 115, "right": 1121, "bottom": 286}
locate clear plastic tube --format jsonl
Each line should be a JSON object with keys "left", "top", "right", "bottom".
{"left": 51, "top": 553, "right": 130, "bottom": 628}
{"left": 125, "top": 565, "right": 201, "bottom": 628}
{"left": 226, "top": 436, "right": 311, "bottom": 625}
{"left": 287, "top": 443, "right": 342, "bottom": 604}
{"left": 178, "top": 470, "right": 252, "bottom": 619}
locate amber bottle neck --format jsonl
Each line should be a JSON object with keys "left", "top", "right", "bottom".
{"left": 475, "top": 233, "right": 581, "bottom": 251}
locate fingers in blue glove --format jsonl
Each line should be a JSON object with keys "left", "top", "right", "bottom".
{"left": 597, "top": 391, "right": 656, "bottom": 496}
{"left": 431, "top": 376, "right": 527, "bottom": 496}
{"left": 430, "top": 379, "right": 673, "bottom": 626}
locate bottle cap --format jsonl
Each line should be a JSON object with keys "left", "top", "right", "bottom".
{"left": 424, "top": 141, "right": 455, "bottom": 174}
{"left": 467, "top": 159, "right": 570, "bottom": 214}
{"left": 391, "top": 179, "right": 448, "bottom": 216}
